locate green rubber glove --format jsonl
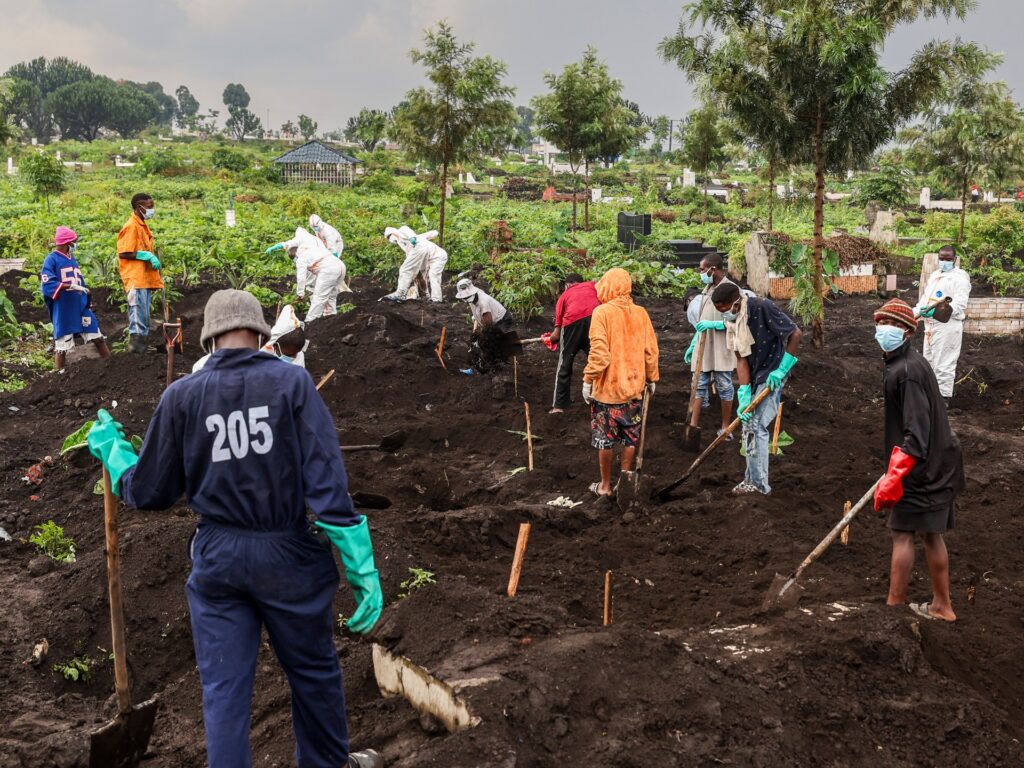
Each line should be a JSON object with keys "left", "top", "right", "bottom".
{"left": 919, "top": 306, "right": 936, "bottom": 319}
{"left": 136, "top": 250, "right": 160, "bottom": 271}
{"left": 316, "top": 516, "right": 384, "bottom": 634}
{"left": 684, "top": 333, "right": 700, "bottom": 364}
{"left": 87, "top": 409, "right": 139, "bottom": 498}
{"left": 265, "top": 243, "right": 285, "bottom": 256}
{"left": 766, "top": 352, "right": 798, "bottom": 391}
{"left": 737, "top": 384, "right": 754, "bottom": 423}
{"left": 695, "top": 320, "right": 725, "bottom": 333}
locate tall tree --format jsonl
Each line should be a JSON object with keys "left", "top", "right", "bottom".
{"left": 128, "top": 81, "right": 176, "bottom": 126}
{"left": 298, "top": 114, "right": 318, "bottom": 140}
{"left": 514, "top": 105, "right": 535, "bottom": 150}
{"left": 222, "top": 83, "right": 251, "bottom": 110}
{"left": 225, "top": 105, "right": 261, "bottom": 140}
{"left": 903, "top": 59, "right": 1024, "bottom": 241}
{"left": 586, "top": 96, "right": 647, "bottom": 227}
{"left": 46, "top": 78, "right": 117, "bottom": 141}
{"left": 281, "top": 119, "right": 297, "bottom": 137}
{"left": 393, "top": 22, "right": 517, "bottom": 245}
{"left": 345, "top": 108, "right": 390, "bottom": 151}
{"left": 680, "top": 104, "right": 729, "bottom": 222}
{"left": 4, "top": 57, "right": 94, "bottom": 140}
{"left": 0, "top": 78, "right": 18, "bottom": 145}
{"left": 661, "top": 0, "right": 983, "bottom": 347}
{"left": 107, "top": 83, "right": 162, "bottom": 137}
{"left": 175, "top": 85, "right": 200, "bottom": 129}
{"left": 651, "top": 115, "right": 671, "bottom": 155}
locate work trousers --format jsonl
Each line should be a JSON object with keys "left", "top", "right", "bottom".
{"left": 127, "top": 288, "right": 152, "bottom": 337}
{"left": 923, "top": 319, "right": 963, "bottom": 398}
{"left": 742, "top": 381, "right": 784, "bottom": 494}
{"left": 422, "top": 249, "right": 448, "bottom": 302}
{"left": 551, "top": 316, "right": 591, "bottom": 409}
{"left": 306, "top": 264, "right": 346, "bottom": 322}
{"left": 186, "top": 522, "right": 350, "bottom": 768}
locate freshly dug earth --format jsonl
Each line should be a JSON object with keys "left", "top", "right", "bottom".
{"left": 1, "top": 272, "right": 1023, "bottom": 767}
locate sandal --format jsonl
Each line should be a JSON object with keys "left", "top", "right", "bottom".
{"left": 716, "top": 427, "right": 734, "bottom": 442}
{"left": 732, "top": 481, "right": 766, "bottom": 495}
{"left": 909, "top": 602, "right": 955, "bottom": 622}
{"left": 589, "top": 482, "right": 613, "bottom": 499}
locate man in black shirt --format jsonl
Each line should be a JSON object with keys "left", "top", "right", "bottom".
{"left": 873, "top": 299, "right": 964, "bottom": 622}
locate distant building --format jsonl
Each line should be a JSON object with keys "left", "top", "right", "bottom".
{"left": 272, "top": 140, "right": 362, "bottom": 186}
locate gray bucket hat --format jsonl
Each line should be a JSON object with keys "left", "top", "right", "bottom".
{"left": 200, "top": 289, "right": 273, "bottom": 352}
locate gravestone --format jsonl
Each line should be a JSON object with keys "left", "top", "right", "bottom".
{"left": 683, "top": 169, "right": 696, "bottom": 187}
{"left": 919, "top": 187, "right": 931, "bottom": 209}
{"left": 869, "top": 211, "right": 897, "bottom": 247}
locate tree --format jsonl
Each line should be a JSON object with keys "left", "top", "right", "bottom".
{"left": 651, "top": 115, "right": 671, "bottom": 155}
{"left": 0, "top": 79, "right": 18, "bottom": 145}
{"left": 904, "top": 61, "right": 1024, "bottom": 241}
{"left": 225, "top": 105, "right": 261, "bottom": 141}
{"left": 298, "top": 114, "right": 318, "bottom": 140}
{"left": 222, "top": 83, "right": 250, "bottom": 110}
{"left": 281, "top": 119, "right": 297, "bottom": 137}
{"left": 175, "top": 85, "right": 200, "bottom": 129}
{"left": 393, "top": 22, "right": 517, "bottom": 245}
{"left": 514, "top": 105, "right": 535, "bottom": 150}
{"left": 107, "top": 83, "right": 162, "bottom": 137}
{"left": 130, "top": 81, "right": 176, "bottom": 126}
{"left": 20, "top": 152, "right": 66, "bottom": 211}
{"left": 680, "top": 104, "right": 729, "bottom": 222}
{"left": 4, "top": 56, "right": 94, "bottom": 140}
{"left": 661, "top": 0, "right": 983, "bottom": 347}
{"left": 585, "top": 97, "right": 647, "bottom": 227}
{"left": 196, "top": 109, "right": 219, "bottom": 137}
{"left": 46, "top": 78, "right": 117, "bottom": 141}
{"left": 345, "top": 108, "right": 390, "bottom": 151}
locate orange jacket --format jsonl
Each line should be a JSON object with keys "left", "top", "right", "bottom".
{"left": 583, "top": 268, "right": 659, "bottom": 404}
{"left": 116, "top": 214, "right": 164, "bottom": 291}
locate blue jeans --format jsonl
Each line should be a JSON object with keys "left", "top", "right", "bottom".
{"left": 742, "top": 381, "right": 783, "bottom": 494}
{"left": 696, "top": 370, "right": 735, "bottom": 402}
{"left": 186, "top": 523, "right": 350, "bottom": 767}
{"left": 127, "top": 288, "right": 152, "bottom": 337}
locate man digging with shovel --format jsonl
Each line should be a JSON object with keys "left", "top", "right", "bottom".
{"left": 87, "top": 289, "right": 385, "bottom": 767}
{"left": 873, "top": 298, "right": 964, "bottom": 622}
{"left": 581, "top": 268, "right": 659, "bottom": 499}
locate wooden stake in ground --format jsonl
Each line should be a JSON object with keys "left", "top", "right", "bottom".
{"left": 513, "top": 356, "right": 519, "bottom": 398}
{"left": 435, "top": 326, "right": 447, "bottom": 370}
{"left": 840, "top": 500, "right": 852, "bottom": 545}
{"left": 603, "top": 570, "right": 613, "bottom": 626}
{"left": 506, "top": 523, "right": 532, "bottom": 597}
{"left": 316, "top": 369, "right": 335, "bottom": 391}
{"left": 524, "top": 401, "right": 534, "bottom": 471}
{"left": 771, "top": 403, "right": 784, "bottom": 455}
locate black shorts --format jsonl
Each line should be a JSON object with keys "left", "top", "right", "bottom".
{"left": 590, "top": 399, "right": 643, "bottom": 450}
{"left": 888, "top": 500, "right": 956, "bottom": 534}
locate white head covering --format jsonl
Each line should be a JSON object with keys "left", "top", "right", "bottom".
{"left": 455, "top": 278, "right": 478, "bottom": 300}
{"left": 309, "top": 214, "right": 323, "bottom": 230}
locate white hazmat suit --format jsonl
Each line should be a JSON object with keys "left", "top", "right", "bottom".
{"left": 310, "top": 214, "right": 352, "bottom": 294}
{"left": 915, "top": 257, "right": 971, "bottom": 398}
{"left": 281, "top": 227, "right": 347, "bottom": 322}
{"left": 382, "top": 226, "right": 448, "bottom": 302}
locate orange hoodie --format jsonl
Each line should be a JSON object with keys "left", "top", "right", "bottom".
{"left": 583, "top": 268, "right": 659, "bottom": 403}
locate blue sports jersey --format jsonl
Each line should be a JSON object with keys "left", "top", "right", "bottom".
{"left": 122, "top": 348, "right": 360, "bottom": 531}
{"left": 40, "top": 250, "right": 100, "bottom": 339}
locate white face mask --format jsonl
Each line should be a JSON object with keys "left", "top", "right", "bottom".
{"left": 143, "top": 207, "right": 155, "bottom": 220}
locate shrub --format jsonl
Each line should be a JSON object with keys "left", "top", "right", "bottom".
{"left": 29, "top": 521, "right": 76, "bottom": 563}
{"left": 211, "top": 148, "right": 250, "bottom": 172}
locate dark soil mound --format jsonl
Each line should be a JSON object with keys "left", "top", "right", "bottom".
{"left": 1, "top": 278, "right": 1023, "bottom": 767}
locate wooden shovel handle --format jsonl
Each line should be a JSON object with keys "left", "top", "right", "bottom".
{"left": 636, "top": 388, "right": 652, "bottom": 472}
{"left": 685, "top": 331, "right": 707, "bottom": 423}
{"left": 102, "top": 468, "right": 132, "bottom": 715}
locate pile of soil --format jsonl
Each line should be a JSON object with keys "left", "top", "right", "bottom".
{"left": 1, "top": 274, "right": 1023, "bottom": 767}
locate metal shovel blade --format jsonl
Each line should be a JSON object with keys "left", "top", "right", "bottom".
{"left": 377, "top": 430, "right": 408, "bottom": 453}
{"left": 761, "top": 573, "right": 805, "bottom": 612}
{"left": 682, "top": 423, "right": 702, "bottom": 453}
{"left": 89, "top": 697, "right": 158, "bottom": 768}
{"left": 350, "top": 491, "right": 392, "bottom": 509}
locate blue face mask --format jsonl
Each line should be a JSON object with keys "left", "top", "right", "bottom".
{"left": 721, "top": 300, "right": 740, "bottom": 321}
{"left": 143, "top": 207, "right": 155, "bottom": 220}
{"left": 700, "top": 271, "right": 714, "bottom": 285}
{"left": 875, "top": 325, "right": 906, "bottom": 352}
{"left": 939, "top": 260, "right": 954, "bottom": 272}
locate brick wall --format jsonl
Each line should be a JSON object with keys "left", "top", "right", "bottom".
{"left": 766, "top": 275, "right": 877, "bottom": 300}
{"left": 0, "top": 258, "right": 25, "bottom": 276}
{"left": 964, "top": 298, "right": 1024, "bottom": 335}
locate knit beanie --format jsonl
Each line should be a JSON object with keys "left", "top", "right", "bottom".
{"left": 873, "top": 298, "right": 917, "bottom": 332}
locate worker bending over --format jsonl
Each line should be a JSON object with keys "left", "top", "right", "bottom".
{"left": 267, "top": 228, "right": 347, "bottom": 322}
{"left": 582, "top": 268, "right": 659, "bottom": 498}
{"left": 310, "top": 214, "right": 351, "bottom": 293}
{"left": 873, "top": 298, "right": 964, "bottom": 622}
{"left": 549, "top": 273, "right": 600, "bottom": 414}
{"left": 684, "top": 254, "right": 738, "bottom": 439}
{"left": 40, "top": 226, "right": 110, "bottom": 371}
{"left": 455, "top": 278, "right": 512, "bottom": 332}
{"left": 87, "top": 289, "right": 384, "bottom": 768}
{"left": 381, "top": 226, "right": 448, "bottom": 303}
{"left": 915, "top": 245, "right": 971, "bottom": 401}
{"left": 712, "top": 282, "right": 801, "bottom": 495}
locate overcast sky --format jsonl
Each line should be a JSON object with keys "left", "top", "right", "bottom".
{"left": 3, "top": 0, "right": 1021, "bottom": 131}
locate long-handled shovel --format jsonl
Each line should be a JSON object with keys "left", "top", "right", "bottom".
{"left": 616, "top": 388, "right": 652, "bottom": 511}
{"left": 760, "top": 477, "right": 883, "bottom": 611}
{"left": 90, "top": 469, "right": 158, "bottom": 768}
{"left": 682, "top": 332, "right": 707, "bottom": 453}
{"left": 340, "top": 430, "right": 408, "bottom": 453}
{"left": 653, "top": 386, "right": 772, "bottom": 502}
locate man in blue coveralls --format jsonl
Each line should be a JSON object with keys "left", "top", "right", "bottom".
{"left": 87, "top": 289, "right": 385, "bottom": 768}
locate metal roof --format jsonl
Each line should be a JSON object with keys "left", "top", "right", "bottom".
{"left": 273, "top": 141, "right": 361, "bottom": 165}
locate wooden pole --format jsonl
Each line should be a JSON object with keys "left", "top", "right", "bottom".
{"left": 603, "top": 570, "right": 612, "bottom": 626}
{"left": 840, "top": 500, "right": 852, "bottom": 546}
{"left": 513, "top": 356, "right": 519, "bottom": 398}
{"left": 316, "top": 369, "right": 335, "bottom": 391}
{"left": 524, "top": 401, "right": 534, "bottom": 471}
{"left": 506, "top": 523, "right": 531, "bottom": 597}
{"left": 435, "top": 326, "right": 447, "bottom": 370}
{"left": 102, "top": 468, "right": 132, "bottom": 714}
{"left": 771, "top": 403, "right": 784, "bottom": 455}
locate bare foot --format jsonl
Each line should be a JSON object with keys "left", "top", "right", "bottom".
{"left": 549, "top": 408, "right": 565, "bottom": 414}
{"left": 910, "top": 601, "right": 957, "bottom": 622}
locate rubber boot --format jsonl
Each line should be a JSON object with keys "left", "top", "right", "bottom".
{"left": 348, "top": 749, "right": 384, "bottom": 768}
{"left": 128, "top": 335, "right": 147, "bottom": 354}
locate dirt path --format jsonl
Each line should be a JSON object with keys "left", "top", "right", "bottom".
{"left": 1, "top": 273, "right": 1022, "bottom": 767}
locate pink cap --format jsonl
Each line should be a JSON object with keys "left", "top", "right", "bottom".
{"left": 54, "top": 226, "right": 78, "bottom": 246}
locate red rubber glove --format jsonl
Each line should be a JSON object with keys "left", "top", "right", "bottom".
{"left": 874, "top": 446, "right": 918, "bottom": 511}
{"left": 541, "top": 332, "right": 558, "bottom": 352}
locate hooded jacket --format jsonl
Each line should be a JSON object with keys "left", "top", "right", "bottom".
{"left": 583, "top": 268, "right": 659, "bottom": 404}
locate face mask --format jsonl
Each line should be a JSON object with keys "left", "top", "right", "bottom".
{"left": 875, "top": 325, "right": 906, "bottom": 352}
{"left": 700, "top": 270, "right": 714, "bottom": 285}
{"left": 143, "top": 207, "right": 155, "bottom": 220}
{"left": 721, "top": 300, "right": 740, "bottom": 322}
{"left": 939, "top": 260, "right": 954, "bottom": 272}
{"left": 68, "top": 243, "right": 77, "bottom": 256}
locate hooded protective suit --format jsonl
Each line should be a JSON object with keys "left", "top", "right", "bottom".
{"left": 310, "top": 215, "right": 351, "bottom": 294}
{"left": 382, "top": 226, "right": 448, "bottom": 302}
{"left": 915, "top": 257, "right": 971, "bottom": 397}
{"left": 582, "top": 268, "right": 659, "bottom": 404}
{"left": 260, "top": 304, "right": 307, "bottom": 367}
{"left": 282, "top": 228, "right": 347, "bottom": 321}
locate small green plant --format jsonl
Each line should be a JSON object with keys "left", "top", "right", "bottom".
{"left": 399, "top": 567, "right": 436, "bottom": 599}
{"left": 53, "top": 655, "right": 93, "bottom": 682}
{"left": 29, "top": 521, "right": 77, "bottom": 563}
